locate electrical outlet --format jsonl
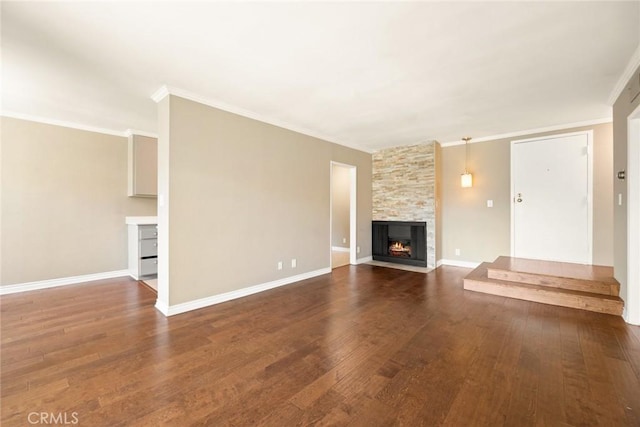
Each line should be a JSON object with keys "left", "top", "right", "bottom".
{"left": 487, "top": 200, "right": 493, "bottom": 208}
{"left": 342, "top": 237, "right": 347, "bottom": 244}
{"left": 277, "top": 261, "right": 283, "bottom": 270}
{"left": 357, "top": 246, "right": 361, "bottom": 253}
{"left": 455, "top": 248, "right": 461, "bottom": 256}
{"left": 291, "top": 259, "right": 297, "bottom": 268}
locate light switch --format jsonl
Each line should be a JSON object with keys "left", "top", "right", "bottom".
{"left": 487, "top": 200, "right": 493, "bottom": 208}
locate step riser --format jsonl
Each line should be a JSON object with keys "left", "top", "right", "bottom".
{"left": 464, "top": 279, "right": 623, "bottom": 316}
{"left": 487, "top": 269, "right": 619, "bottom": 296}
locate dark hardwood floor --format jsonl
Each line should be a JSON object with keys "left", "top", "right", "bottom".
{"left": 2, "top": 265, "right": 640, "bottom": 426}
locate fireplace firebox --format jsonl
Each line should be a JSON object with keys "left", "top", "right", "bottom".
{"left": 372, "top": 221, "right": 427, "bottom": 267}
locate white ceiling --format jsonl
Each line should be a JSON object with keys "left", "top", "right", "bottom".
{"left": 2, "top": 1, "right": 638, "bottom": 152}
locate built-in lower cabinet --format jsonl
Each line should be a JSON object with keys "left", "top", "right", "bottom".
{"left": 126, "top": 218, "right": 158, "bottom": 280}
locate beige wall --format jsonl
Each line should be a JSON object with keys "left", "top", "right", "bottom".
{"left": 0, "top": 117, "right": 157, "bottom": 285}
{"left": 612, "top": 65, "right": 640, "bottom": 304}
{"left": 331, "top": 164, "right": 350, "bottom": 248}
{"left": 441, "top": 122, "right": 614, "bottom": 266}
{"left": 163, "top": 95, "right": 372, "bottom": 306}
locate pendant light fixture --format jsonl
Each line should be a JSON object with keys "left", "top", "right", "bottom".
{"left": 461, "top": 137, "right": 473, "bottom": 188}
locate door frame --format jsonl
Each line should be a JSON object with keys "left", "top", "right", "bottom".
{"left": 510, "top": 130, "right": 594, "bottom": 263}
{"left": 329, "top": 161, "right": 357, "bottom": 267}
{"left": 625, "top": 105, "right": 640, "bottom": 324}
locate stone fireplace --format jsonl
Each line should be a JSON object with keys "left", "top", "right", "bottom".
{"left": 372, "top": 142, "right": 441, "bottom": 268}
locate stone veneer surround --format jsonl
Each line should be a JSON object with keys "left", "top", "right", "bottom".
{"left": 372, "top": 142, "right": 440, "bottom": 267}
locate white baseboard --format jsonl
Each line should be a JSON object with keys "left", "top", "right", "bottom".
{"left": 355, "top": 256, "right": 373, "bottom": 264}
{"left": 623, "top": 308, "right": 640, "bottom": 326}
{"left": 439, "top": 259, "right": 481, "bottom": 268}
{"left": 155, "top": 299, "right": 170, "bottom": 315}
{"left": 0, "top": 270, "right": 130, "bottom": 295}
{"left": 331, "top": 246, "right": 350, "bottom": 252}
{"left": 157, "top": 267, "right": 331, "bottom": 317}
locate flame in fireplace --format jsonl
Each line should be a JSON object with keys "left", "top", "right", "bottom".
{"left": 389, "top": 241, "right": 411, "bottom": 257}
{"left": 391, "top": 242, "right": 404, "bottom": 250}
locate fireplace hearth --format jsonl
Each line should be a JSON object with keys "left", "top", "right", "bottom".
{"left": 372, "top": 221, "right": 427, "bottom": 267}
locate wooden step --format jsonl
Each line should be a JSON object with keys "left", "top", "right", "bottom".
{"left": 486, "top": 256, "right": 620, "bottom": 296}
{"left": 464, "top": 263, "right": 624, "bottom": 316}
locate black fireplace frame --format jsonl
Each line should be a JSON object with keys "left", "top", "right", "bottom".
{"left": 372, "top": 221, "right": 427, "bottom": 267}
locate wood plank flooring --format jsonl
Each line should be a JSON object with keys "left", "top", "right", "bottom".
{"left": 2, "top": 266, "right": 640, "bottom": 426}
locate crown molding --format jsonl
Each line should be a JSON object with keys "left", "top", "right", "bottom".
{"left": 1, "top": 111, "right": 158, "bottom": 139}
{"left": 1, "top": 111, "right": 128, "bottom": 137}
{"left": 439, "top": 117, "right": 612, "bottom": 147}
{"left": 149, "top": 84, "right": 373, "bottom": 154}
{"left": 371, "top": 139, "right": 439, "bottom": 153}
{"left": 125, "top": 129, "right": 159, "bottom": 139}
{"left": 151, "top": 85, "right": 170, "bottom": 103}
{"left": 608, "top": 43, "right": 640, "bottom": 106}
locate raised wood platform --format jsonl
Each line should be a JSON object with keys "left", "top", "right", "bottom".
{"left": 464, "top": 257, "right": 624, "bottom": 316}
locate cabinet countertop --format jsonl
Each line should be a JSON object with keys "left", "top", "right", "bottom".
{"left": 125, "top": 216, "right": 158, "bottom": 225}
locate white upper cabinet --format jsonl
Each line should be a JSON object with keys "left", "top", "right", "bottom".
{"left": 128, "top": 134, "right": 157, "bottom": 197}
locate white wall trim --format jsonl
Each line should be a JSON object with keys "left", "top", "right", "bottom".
{"left": 439, "top": 118, "right": 612, "bottom": 147}
{"left": 510, "top": 129, "right": 593, "bottom": 145}
{"left": 436, "top": 259, "right": 444, "bottom": 268}
{"left": 125, "top": 129, "right": 159, "bottom": 139}
{"left": 149, "top": 85, "right": 372, "bottom": 154}
{"left": 624, "top": 104, "right": 640, "bottom": 325}
{"left": 156, "top": 267, "right": 331, "bottom": 317}
{"left": 372, "top": 140, "right": 439, "bottom": 153}
{"left": 331, "top": 246, "right": 350, "bottom": 252}
{"left": 155, "top": 95, "right": 170, "bottom": 317}
{"left": 439, "top": 259, "right": 481, "bottom": 268}
{"left": 154, "top": 300, "right": 170, "bottom": 316}
{"left": 151, "top": 85, "right": 171, "bottom": 103}
{"left": 349, "top": 166, "right": 357, "bottom": 265}
{"left": 0, "top": 110, "right": 131, "bottom": 137}
{"left": 0, "top": 270, "right": 130, "bottom": 295}
{"left": 355, "top": 256, "right": 373, "bottom": 265}
{"left": 608, "top": 44, "right": 640, "bottom": 106}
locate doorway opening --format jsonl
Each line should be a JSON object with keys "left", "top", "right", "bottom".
{"left": 330, "top": 162, "right": 356, "bottom": 269}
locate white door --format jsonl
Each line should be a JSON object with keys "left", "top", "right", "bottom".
{"left": 626, "top": 107, "right": 640, "bottom": 324}
{"left": 511, "top": 132, "right": 592, "bottom": 264}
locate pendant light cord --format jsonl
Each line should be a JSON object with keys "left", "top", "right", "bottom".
{"left": 463, "top": 137, "right": 471, "bottom": 174}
